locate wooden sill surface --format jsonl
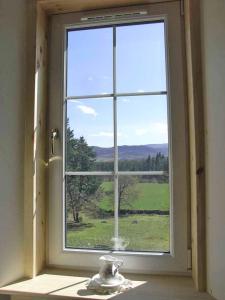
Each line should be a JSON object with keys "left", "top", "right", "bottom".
{"left": 0, "top": 268, "right": 214, "bottom": 300}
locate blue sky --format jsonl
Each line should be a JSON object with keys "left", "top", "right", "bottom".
{"left": 67, "top": 22, "right": 168, "bottom": 147}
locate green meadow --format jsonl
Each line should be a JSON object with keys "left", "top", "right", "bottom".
{"left": 99, "top": 182, "right": 169, "bottom": 211}
{"left": 66, "top": 182, "right": 170, "bottom": 252}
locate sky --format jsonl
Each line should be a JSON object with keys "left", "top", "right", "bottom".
{"left": 67, "top": 22, "right": 168, "bottom": 148}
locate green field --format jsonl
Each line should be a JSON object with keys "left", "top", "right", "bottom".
{"left": 67, "top": 214, "right": 169, "bottom": 252}
{"left": 66, "top": 182, "right": 170, "bottom": 252}
{"left": 99, "top": 182, "right": 169, "bottom": 211}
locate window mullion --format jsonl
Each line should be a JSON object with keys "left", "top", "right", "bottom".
{"left": 113, "top": 25, "right": 119, "bottom": 248}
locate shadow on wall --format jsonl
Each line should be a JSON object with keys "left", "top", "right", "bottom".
{"left": 0, "top": 296, "right": 10, "bottom": 300}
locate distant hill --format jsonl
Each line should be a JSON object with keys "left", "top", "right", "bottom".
{"left": 92, "top": 144, "right": 168, "bottom": 161}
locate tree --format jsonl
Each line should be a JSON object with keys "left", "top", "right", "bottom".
{"left": 145, "top": 155, "right": 152, "bottom": 171}
{"left": 118, "top": 176, "right": 139, "bottom": 215}
{"left": 66, "top": 122, "right": 101, "bottom": 223}
{"left": 105, "top": 176, "right": 139, "bottom": 216}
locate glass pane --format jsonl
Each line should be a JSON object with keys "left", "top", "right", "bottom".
{"left": 116, "top": 22, "right": 166, "bottom": 93}
{"left": 65, "top": 175, "right": 114, "bottom": 250}
{"left": 117, "top": 95, "right": 168, "bottom": 171}
{"left": 67, "top": 28, "right": 113, "bottom": 96}
{"left": 66, "top": 98, "right": 114, "bottom": 171}
{"left": 117, "top": 175, "right": 170, "bottom": 252}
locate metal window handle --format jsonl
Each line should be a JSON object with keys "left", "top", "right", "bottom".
{"left": 50, "top": 129, "right": 59, "bottom": 155}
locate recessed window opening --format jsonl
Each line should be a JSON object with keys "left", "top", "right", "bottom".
{"left": 64, "top": 20, "right": 170, "bottom": 253}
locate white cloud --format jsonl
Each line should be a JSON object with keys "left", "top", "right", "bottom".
{"left": 137, "top": 89, "right": 145, "bottom": 93}
{"left": 135, "top": 122, "right": 168, "bottom": 137}
{"left": 77, "top": 105, "right": 98, "bottom": 117}
{"left": 87, "top": 76, "right": 94, "bottom": 81}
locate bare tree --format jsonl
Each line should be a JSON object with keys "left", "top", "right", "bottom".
{"left": 118, "top": 176, "right": 139, "bottom": 215}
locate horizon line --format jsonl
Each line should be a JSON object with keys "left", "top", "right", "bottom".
{"left": 90, "top": 143, "right": 168, "bottom": 149}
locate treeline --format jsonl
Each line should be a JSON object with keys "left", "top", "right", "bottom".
{"left": 95, "top": 152, "right": 169, "bottom": 172}
{"left": 66, "top": 124, "right": 169, "bottom": 223}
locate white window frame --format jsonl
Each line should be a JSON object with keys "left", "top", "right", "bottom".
{"left": 48, "top": 1, "right": 189, "bottom": 274}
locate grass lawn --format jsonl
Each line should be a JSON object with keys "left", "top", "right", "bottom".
{"left": 99, "top": 182, "right": 169, "bottom": 211}
{"left": 66, "top": 182, "right": 170, "bottom": 252}
{"left": 66, "top": 214, "right": 170, "bottom": 252}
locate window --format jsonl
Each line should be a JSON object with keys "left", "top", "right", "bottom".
{"left": 48, "top": 2, "right": 188, "bottom": 273}
{"left": 65, "top": 22, "right": 169, "bottom": 254}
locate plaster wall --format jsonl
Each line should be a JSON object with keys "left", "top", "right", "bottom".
{"left": 201, "top": 1, "right": 225, "bottom": 299}
{"left": 0, "top": 0, "right": 26, "bottom": 286}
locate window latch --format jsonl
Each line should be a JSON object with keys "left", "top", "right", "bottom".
{"left": 50, "top": 128, "right": 59, "bottom": 155}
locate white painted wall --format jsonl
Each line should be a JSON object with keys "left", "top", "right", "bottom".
{"left": 201, "top": 1, "right": 225, "bottom": 299}
{"left": 0, "top": 0, "right": 26, "bottom": 286}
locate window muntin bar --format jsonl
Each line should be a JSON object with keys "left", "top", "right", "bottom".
{"left": 113, "top": 26, "right": 119, "bottom": 244}
{"left": 65, "top": 91, "right": 167, "bottom": 101}
{"left": 65, "top": 171, "right": 167, "bottom": 176}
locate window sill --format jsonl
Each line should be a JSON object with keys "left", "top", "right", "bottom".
{"left": 0, "top": 268, "right": 214, "bottom": 300}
